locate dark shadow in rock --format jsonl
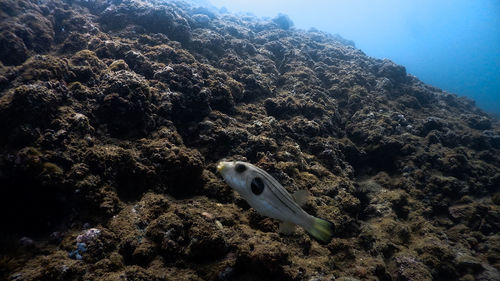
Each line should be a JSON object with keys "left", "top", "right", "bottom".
{"left": 0, "top": 147, "right": 72, "bottom": 235}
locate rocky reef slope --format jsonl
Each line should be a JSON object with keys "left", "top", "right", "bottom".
{"left": 0, "top": 0, "right": 499, "bottom": 280}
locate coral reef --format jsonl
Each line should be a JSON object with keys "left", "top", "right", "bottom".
{"left": 0, "top": 0, "right": 499, "bottom": 280}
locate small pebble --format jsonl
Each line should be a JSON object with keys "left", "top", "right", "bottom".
{"left": 215, "top": 220, "right": 223, "bottom": 230}
{"left": 76, "top": 242, "right": 87, "bottom": 253}
{"left": 76, "top": 228, "right": 101, "bottom": 243}
{"left": 19, "top": 237, "right": 34, "bottom": 247}
{"left": 201, "top": 211, "right": 214, "bottom": 220}
{"left": 49, "top": 231, "right": 63, "bottom": 244}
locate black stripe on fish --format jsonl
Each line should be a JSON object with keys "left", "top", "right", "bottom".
{"left": 266, "top": 181, "right": 297, "bottom": 214}
{"left": 253, "top": 166, "right": 301, "bottom": 214}
{"left": 260, "top": 169, "right": 298, "bottom": 208}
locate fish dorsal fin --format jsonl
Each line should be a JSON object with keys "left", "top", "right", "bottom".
{"left": 279, "top": 221, "right": 296, "bottom": 234}
{"left": 292, "top": 190, "right": 309, "bottom": 207}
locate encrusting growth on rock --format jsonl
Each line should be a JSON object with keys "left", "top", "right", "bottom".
{"left": 0, "top": 0, "right": 499, "bottom": 280}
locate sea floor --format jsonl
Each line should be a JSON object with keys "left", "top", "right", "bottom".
{"left": 0, "top": 1, "right": 499, "bottom": 280}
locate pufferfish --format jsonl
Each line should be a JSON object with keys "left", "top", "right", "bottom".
{"left": 217, "top": 161, "right": 334, "bottom": 244}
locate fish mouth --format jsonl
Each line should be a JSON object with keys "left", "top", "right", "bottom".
{"left": 217, "top": 161, "right": 234, "bottom": 174}
{"left": 216, "top": 161, "right": 226, "bottom": 173}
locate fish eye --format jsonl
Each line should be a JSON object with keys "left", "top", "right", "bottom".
{"left": 251, "top": 177, "right": 265, "bottom": 195}
{"left": 235, "top": 163, "right": 247, "bottom": 173}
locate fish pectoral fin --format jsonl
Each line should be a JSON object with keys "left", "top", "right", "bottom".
{"left": 278, "top": 221, "right": 296, "bottom": 234}
{"left": 292, "top": 190, "right": 309, "bottom": 207}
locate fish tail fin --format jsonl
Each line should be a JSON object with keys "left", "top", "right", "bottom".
{"left": 306, "top": 217, "right": 334, "bottom": 244}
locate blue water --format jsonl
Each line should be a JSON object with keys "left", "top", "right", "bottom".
{"left": 209, "top": 0, "right": 500, "bottom": 117}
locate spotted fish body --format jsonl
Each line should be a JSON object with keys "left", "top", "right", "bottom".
{"left": 217, "top": 161, "right": 334, "bottom": 243}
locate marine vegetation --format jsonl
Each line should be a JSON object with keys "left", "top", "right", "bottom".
{"left": 0, "top": 0, "right": 499, "bottom": 280}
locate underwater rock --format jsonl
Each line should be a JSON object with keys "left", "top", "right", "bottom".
{"left": 69, "top": 50, "right": 106, "bottom": 82}
{"left": 393, "top": 255, "right": 433, "bottom": 281}
{"left": 18, "top": 237, "right": 35, "bottom": 248}
{"left": 140, "top": 140, "right": 205, "bottom": 198}
{"left": 96, "top": 70, "right": 155, "bottom": 137}
{"left": 145, "top": 212, "right": 185, "bottom": 261}
{"left": 0, "top": 5, "right": 55, "bottom": 65}
{"left": 0, "top": 0, "right": 499, "bottom": 281}
{"left": 272, "top": 13, "right": 294, "bottom": 30}
{"left": 0, "top": 30, "right": 29, "bottom": 65}
{"left": 186, "top": 220, "right": 228, "bottom": 261}
{"left": 76, "top": 228, "right": 101, "bottom": 244}
{"left": 0, "top": 84, "right": 63, "bottom": 146}
{"left": 467, "top": 114, "right": 492, "bottom": 130}
{"left": 233, "top": 236, "right": 295, "bottom": 281}
{"left": 98, "top": 0, "right": 192, "bottom": 44}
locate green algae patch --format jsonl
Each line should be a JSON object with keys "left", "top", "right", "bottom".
{"left": 40, "top": 162, "right": 64, "bottom": 177}
{"left": 108, "top": 59, "right": 129, "bottom": 72}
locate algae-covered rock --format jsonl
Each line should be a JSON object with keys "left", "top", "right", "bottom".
{"left": 0, "top": 0, "right": 499, "bottom": 281}
{"left": 393, "top": 255, "right": 432, "bottom": 281}
{"left": 0, "top": 30, "right": 29, "bottom": 65}
{"left": 96, "top": 70, "right": 155, "bottom": 137}
{"left": 0, "top": 84, "right": 62, "bottom": 145}
{"left": 233, "top": 235, "right": 295, "bottom": 281}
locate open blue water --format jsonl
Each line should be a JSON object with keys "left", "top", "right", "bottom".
{"left": 209, "top": 0, "right": 500, "bottom": 117}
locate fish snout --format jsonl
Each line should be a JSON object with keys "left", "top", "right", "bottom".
{"left": 217, "top": 161, "right": 231, "bottom": 174}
